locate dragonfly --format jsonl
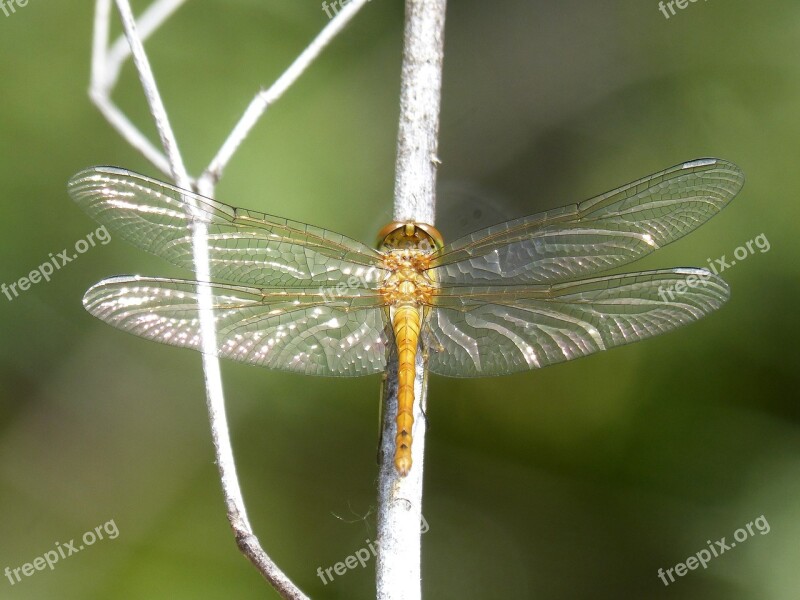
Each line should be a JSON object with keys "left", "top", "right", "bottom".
{"left": 68, "top": 158, "right": 744, "bottom": 476}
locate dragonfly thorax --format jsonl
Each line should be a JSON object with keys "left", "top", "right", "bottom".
{"left": 379, "top": 250, "right": 436, "bottom": 306}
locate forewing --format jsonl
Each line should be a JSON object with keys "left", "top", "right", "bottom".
{"left": 68, "top": 167, "right": 387, "bottom": 287}
{"left": 425, "top": 269, "right": 728, "bottom": 377}
{"left": 429, "top": 159, "right": 744, "bottom": 284}
{"left": 84, "top": 276, "right": 391, "bottom": 376}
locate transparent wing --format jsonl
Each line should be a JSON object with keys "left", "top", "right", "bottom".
{"left": 68, "top": 167, "right": 387, "bottom": 287}
{"left": 84, "top": 276, "right": 391, "bottom": 376}
{"left": 429, "top": 158, "right": 744, "bottom": 284}
{"left": 424, "top": 268, "right": 728, "bottom": 377}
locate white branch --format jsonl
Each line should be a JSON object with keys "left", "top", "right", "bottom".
{"left": 90, "top": 0, "right": 112, "bottom": 92}
{"left": 87, "top": 0, "right": 372, "bottom": 596}
{"left": 105, "top": 5, "right": 292, "bottom": 591}
{"left": 377, "top": 1, "right": 447, "bottom": 599}
{"left": 103, "top": 0, "right": 188, "bottom": 91}
{"left": 390, "top": 0, "right": 446, "bottom": 226}
{"left": 90, "top": 0, "right": 176, "bottom": 177}
{"left": 198, "top": 0, "right": 373, "bottom": 190}
{"left": 112, "top": 0, "right": 189, "bottom": 184}
{"left": 90, "top": 90, "right": 173, "bottom": 175}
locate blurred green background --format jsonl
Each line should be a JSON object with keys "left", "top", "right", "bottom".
{"left": 1, "top": 1, "right": 798, "bottom": 598}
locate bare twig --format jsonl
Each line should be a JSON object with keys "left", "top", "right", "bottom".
{"left": 390, "top": 0, "right": 446, "bottom": 226}
{"left": 88, "top": 0, "right": 373, "bottom": 596}
{"left": 104, "top": 0, "right": 188, "bottom": 91}
{"left": 198, "top": 0, "right": 373, "bottom": 190}
{"left": 90, "top": 0, "right": 175, "bottom": 176}
{"left": 110, "top": 1, "right": 302, "bottom": 594}
{"left": 377, "top": 1, "right": 447, "bottom": 599}
{"left": 112, "top": 0, "right": 188, "bottom": 184}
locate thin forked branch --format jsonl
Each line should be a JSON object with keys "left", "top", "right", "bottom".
{"left": 89, "top": 0, "right": 372, "bottom": 596}
{"left": 198, "top": 0, "right": 374, "bottom": 191}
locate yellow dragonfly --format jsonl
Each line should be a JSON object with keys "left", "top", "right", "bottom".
{"left": 68, "top": 158, "right": 744, "bottom": 475}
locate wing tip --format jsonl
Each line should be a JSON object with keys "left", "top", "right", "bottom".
{"left": 662, "top": 267, "right": 731, "bottom": 307}
{"left": 82, "top": 275, "right": 143, "bottom": 309}
{"left": 67, "top": 166, "right": 130, "bottom": 190}
{"left": 681, "top": 157, "right": 746, "bottom": 191}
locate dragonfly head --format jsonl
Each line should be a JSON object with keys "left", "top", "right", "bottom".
{"left": 376, "top": 221, "right": 443, "bottom": 253}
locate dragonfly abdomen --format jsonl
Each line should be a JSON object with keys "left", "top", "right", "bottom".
{"left": 392, "top": 303, "right": 421, "bottom": 476}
